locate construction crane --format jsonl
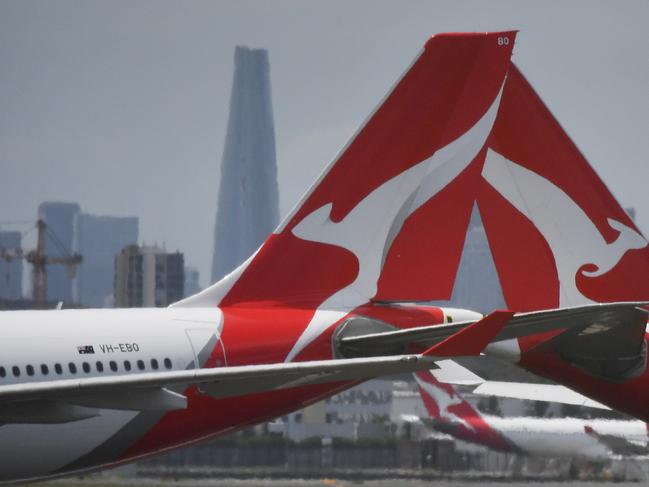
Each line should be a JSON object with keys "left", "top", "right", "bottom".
{"left": 0, "top": 219, "right": 82, "bottom": 309}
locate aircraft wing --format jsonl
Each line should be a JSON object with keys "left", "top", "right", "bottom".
{"left": 337, "top": 302, "right": 648, "bottom": 358}
{"left": 0, "top": 311, "right": 512, "bottom": 423}
{"left": 584, "top": 425, "right": 649, "bottom": 456}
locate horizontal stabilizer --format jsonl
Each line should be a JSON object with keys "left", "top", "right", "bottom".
{"left": 337, "top": 302, "right": 648, "bottom": 359}
{"left": 424, "top": 311, "right": 514, "bottom": 357}
{"left": 585, "top": 425, "right": 649, "bottom": 456}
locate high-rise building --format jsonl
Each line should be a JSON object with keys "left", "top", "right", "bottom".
{"left": 38, "top": 202, "right": 80, "bottom": 302}
{"left": 437, "top": 204, "right": 507, "bottom": 314}
{"left": 114, "top": 245, "right": 184, "bottom": 308}
{"left": 0, "top": 231, "right": 22, "bottom": 300}
{"left": 75, "top": 214, "right": 139, "bottom": 307}
{"left": 211, "top": 46, "right": 279, "bottom": 284}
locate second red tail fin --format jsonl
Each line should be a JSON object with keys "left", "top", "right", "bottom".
{"left": 414, "top": 370, "right": 517, "bottom": 452}
{"left": 477, "top": 64, "right": 649, "bottom": 311}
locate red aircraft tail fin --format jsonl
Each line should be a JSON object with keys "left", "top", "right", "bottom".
{"left": 176, "top": 32, "right": 517, "bottom": 310}
{"left": 475, "top": 65, "right": 649, "bottom": 394}
{"left": 414, "top": 370, "right": 518, "bottom": 453}
{"left": 477, "top": 64, "right": 649, "bottom": 312}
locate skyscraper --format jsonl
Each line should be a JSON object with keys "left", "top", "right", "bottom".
{"left": 445, "top": 204, "right": 507, "bottom": 313}
{"left": 211, "top": 46, "right": 279, "bottom": 284}
{"left": 38, "top": 202, "right": 80, "bottom": 302}
{"left": 75, "top": 214, "right": 139, "bottom": 307}
{"left": 0, "top": 231, "right": 23, "bottom": 300}
{"left": 114, "top": 245, "right": 184, "bottom": 308}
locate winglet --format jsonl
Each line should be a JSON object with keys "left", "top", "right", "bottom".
{"left": 423, "top": 310, "right": 514, "bottom": 357}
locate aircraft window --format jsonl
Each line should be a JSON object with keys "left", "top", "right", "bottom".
{"left": 82, "top": 362, "right": 91, "bottom": 373}
{"left": 41, "top": 364, "right": 49, "bottom": 375}
{"left": 109, "top": 361, "right": 117, "bottom": 372}
{"left": 96, "top": 361, "right": 104, "bottom": 372}
{"left": 137, "top": 360, "right": 145, "bottom": 370}
{"left": 26, "top": 365, "right": 34, "bottom": 376}
{"left": 69, "top": 363, "right": 77, "bottom": 374}
{"left": 124, "top": 360, "right": 131, "bottom": 371}
{"left": 12, "top": 366, "right": 20, "bottom": 377}
{"left": 151, "top": 358, "right": 159, "bottom": 370}
{"left": 0, "top": 367, "right": 5, "bottom": 378}
{"left": 164, "top": 358, "right": 172, "bottom": 369}
{"left": 55, "top": 363, "right": 63, "bottom": 375}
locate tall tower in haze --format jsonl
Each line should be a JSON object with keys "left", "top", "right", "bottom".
{"left": 211, "top": 46, "right": 279, "bottom": 284}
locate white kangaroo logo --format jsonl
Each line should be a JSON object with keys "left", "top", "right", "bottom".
{"left": 284, "top": 85, "right": 505, "bottom": 362}
{"left": 482, "top": 149, "right": 647, "bottom": 307}
{"left": 414, "top": 374, "right": 476, "bottom": 432}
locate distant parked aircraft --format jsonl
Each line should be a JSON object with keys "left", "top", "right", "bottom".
{"left": 414, "top": 370, "right": 649, "bottom": 459}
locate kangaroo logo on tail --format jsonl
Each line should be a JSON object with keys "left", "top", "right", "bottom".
{"left": 482, "top": 148, "right": 647, "bottom": 307}
{"left": 415, "top": 370, "right": 522, "bottom": 454}
{"left": 286, "top": 86, "right": 505, "bottom": 362}
{"left": 414, "top": 372, "right": 476, "bottom": 432}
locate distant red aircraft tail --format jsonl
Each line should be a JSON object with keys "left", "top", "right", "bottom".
{"left": 414, "top": 370, "right": 518, "bottom": 453}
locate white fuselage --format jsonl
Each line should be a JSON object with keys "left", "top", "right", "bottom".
{"left": 0, "top": 307, "right": 222, "bottom": 482}
{"left": 484, "top": 416, "right": 647, "bottom": 460}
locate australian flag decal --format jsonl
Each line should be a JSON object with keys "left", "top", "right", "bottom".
{"left": 77, "top": 345, "right": 95, "bottom": 355}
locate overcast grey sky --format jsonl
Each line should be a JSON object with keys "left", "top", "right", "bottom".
{"left": 1, "top": 0, "right": 648, "bottom": 288}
